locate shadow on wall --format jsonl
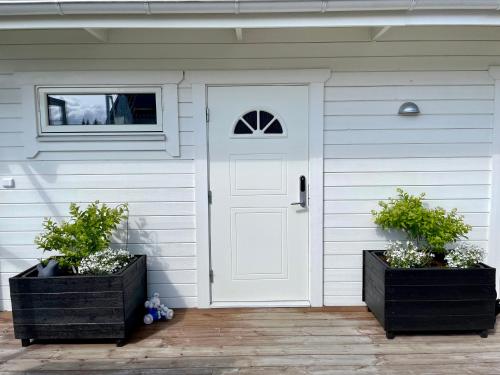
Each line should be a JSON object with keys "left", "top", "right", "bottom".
{"left": 112, "top": 215, "right": 158, "bottom": 255}
{"left": 374, "top": 227, "right": 407, "bottom": 243}
{"left": 2, "top": 161, "right": 190, "bottom": 310}
{"left": 21, "top": 162, "right": 63, "bottom": 219}
{"left": 111, "top": 217, "right": 183, "bottom": 306}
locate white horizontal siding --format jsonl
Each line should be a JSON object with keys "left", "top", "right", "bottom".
{"left": 0, "top": 73, "right": 197, "bottom": 309}
{"left": 325, "top": 114, "right": 493, "bottom": 130}
{"left": 325, "top": 213, "right": 489, "bottom": 228}
{"left": 325, "top": 144, "right": 492, "bottom": 158}
{"left": 325, "top": 199, "right": 491, "bottom": 214}
{"left": 325, "top": 85, "right": 495, "bottom": 101}
{"left": 323, "top": 69, "right": 494, "bottom": 306}
{"left": 324, "top": 129, "right": 492, "bottom": 144}
{"left": 0, "top": 26, "right": 499, "bottom": 309}
{"left": 0, "top": 216, "right": 196, "bottom": 231}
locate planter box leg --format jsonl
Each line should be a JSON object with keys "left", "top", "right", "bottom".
{"left": 386, "top": 331, "right": 395, "bottom": 340}
{"left": 116, "top": 339, "right": 126, "bottom": 347}
{"left": 21, "top": 339, "right": 30, "bottom": 347}
{"left": 480, "top": 330, "right": 489, "bottom": 338}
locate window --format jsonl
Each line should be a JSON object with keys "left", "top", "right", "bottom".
{"left": 38, "top": 87, "right": 162, "bottom": 133}
{"left": 233, "top": 110, "right": 285, "bottom": 137}
{"left": 18, "top": 70, "right": 182, "bottom": 158}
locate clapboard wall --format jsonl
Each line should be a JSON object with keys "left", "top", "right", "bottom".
{"left": 323, "top": 72, "right": 493, "bottom": 305}
{"left": 0, "top": 26, "right": 497, "bottom": 308}
{"left": 0, "top": 77, "right": 198, "bottom": 310}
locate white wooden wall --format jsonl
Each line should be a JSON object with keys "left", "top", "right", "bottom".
{"left": 0, "top": 78, "right": 197, "bottom": 310}
{"left": 0, "top": 26, "right": 497, "bottom": 308}
{"left": 323, "top": 72, "right": 493, "bottom": 305}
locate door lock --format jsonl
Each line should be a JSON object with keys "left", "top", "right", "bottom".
{"left": 291, "top": 175, "right": 306, "bottom": 208}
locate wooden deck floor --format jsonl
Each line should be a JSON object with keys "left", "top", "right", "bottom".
{"left": 0, "top": 307, "right": 499, "bottom": 374}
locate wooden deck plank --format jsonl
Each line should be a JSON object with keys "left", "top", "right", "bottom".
{"left": 0, "top": 308, "right": 498, "bottom": 374}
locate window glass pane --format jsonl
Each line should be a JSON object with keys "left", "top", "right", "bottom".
{"left": 242, "top": 111, "right": 257, "bottom": 130}
{"left": 234, "top": 120, "right": 253, "bottom": 134}
{"left": 263, "top": 119, "right": 283, "bottom": 134}
{"left": 259, "top": 110, "right": 274, "bottom": 130}
{"left": 47, "top": 93, "right": 157, "bottom": 126}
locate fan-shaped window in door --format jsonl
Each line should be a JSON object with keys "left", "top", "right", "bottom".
{"left": 233, "top": 110, "right": 285, "bottom": 137}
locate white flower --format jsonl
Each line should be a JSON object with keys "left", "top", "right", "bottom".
{"left": 384, "top": 241, "right": 433, "bottom": 268}
{"left": 445, "top": 243, "right": 485, "bottom": 268}
{"left": 79, "top": 248, "right": 134, "bottom": 275}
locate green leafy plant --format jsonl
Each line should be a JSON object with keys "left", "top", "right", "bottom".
{"left": 372, "top": 188, "right": 471, "bottom": 255}
{"left": 35, "top": 201, "right": 128, "bottom": 272}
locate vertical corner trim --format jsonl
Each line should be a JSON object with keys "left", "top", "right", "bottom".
{"left": 309, "top": 81, "right": 325, "bottom": 307}
{"left": 488, "top": 75, "right": 500, "bottom": 292}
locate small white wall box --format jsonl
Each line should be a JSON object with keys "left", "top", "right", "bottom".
{"left": 2, "top": 178, "right": 15, "bottom": 188}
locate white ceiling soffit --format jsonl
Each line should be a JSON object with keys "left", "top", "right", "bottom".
{"left": 2, "top": 1, "right": 500, "bottom": 16}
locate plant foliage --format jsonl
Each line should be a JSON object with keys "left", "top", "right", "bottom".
{"left": 372, "top": 188, "right": 471, "bottom": 255}
{"left": 445, "top": 243, "right": 485, "bottom": 268}
{"left": 35, "top": 201, "right": 128, "bottom": 271}
{"left": 79, "top": 248, "right": 134, "bottom": 275}
{"left": 384, "top": 241, "right": 434, "bottom": 268}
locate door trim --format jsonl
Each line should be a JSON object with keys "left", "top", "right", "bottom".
{"left": 189, "top": 69, "right": 331, "bottom": 308}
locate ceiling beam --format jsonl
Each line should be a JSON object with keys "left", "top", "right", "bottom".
{"left": 84, "top": 28, "right": 109, "bottom": 42}
{"left": 235, "top": 27, "right": 243, "bottom": 41}
{"left": 370, "top": 26, "right": 391, "bottom": 41}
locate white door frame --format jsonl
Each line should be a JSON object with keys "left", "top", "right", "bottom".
{"left": 187, "top": 69, "right": 331, "bottom": 308}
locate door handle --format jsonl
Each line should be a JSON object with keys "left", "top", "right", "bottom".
{"left": 291, "top": 175, "right": 306, "bottom": 208}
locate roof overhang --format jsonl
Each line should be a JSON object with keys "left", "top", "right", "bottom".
{"left": 1, "top": 1, "right": 500, "bottom": 30}
{"left": 2, "top": 1, "right": 500, "bottom": 15}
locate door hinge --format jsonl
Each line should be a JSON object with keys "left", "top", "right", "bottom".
{"left": 209, "top": 269, "right": 214, "bottom": 283}
{"left": 208, "top": 190, "right": 212, "bottom": 204}
{"left": 206, "top": 107, "right": 210, "bottom": 124}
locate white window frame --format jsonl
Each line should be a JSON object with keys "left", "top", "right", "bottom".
{"left": 15, "top": 71, "right": 183, "bottom": 158}
{"left": 38, "top": 86, "right": 163, "bottom": 134}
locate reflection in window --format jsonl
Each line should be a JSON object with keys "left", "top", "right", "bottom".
{"left": 233, "top": 110, "right": 284, "bottom": 136}
{"left": 47, "top": 93, "right": 157, "bottom": 126}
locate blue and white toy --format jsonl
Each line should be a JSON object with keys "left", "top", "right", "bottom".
{"left": 160, "top": 304, "right": 174, "bottom": 320}
{"left": 143, "top": 292, "right": 174, "bottom": 325}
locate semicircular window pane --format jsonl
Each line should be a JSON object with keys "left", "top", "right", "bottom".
{"left": 233, "top": 110, "right": 284, "bottom": 136}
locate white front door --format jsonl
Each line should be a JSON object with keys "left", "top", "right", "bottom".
{"left": 208, "top": 85, "right": 309, "bottom": 305}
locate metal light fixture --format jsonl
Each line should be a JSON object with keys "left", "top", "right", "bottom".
{"left": 398, "top": 102, "right": 420, "bottom": 116}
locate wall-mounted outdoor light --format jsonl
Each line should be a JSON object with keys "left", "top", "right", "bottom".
{"left": 398, "top": 102, "right": 420, "bottom": 116}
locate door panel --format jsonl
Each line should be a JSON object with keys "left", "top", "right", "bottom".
{"left": 208, "top": 85, "right": 309, "bottom": 304}
{"left": 231, "top": 208, "right": 287, "bottom": 279}
{"left": 230, "top": 154, "right": 287, "bottom": 195}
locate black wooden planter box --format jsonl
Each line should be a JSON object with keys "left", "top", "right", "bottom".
{"left": 9, "top": 255, "right": 146, "bottom": 347}
{"left": 362, "top": 250, "right": 497, "bottom": 339}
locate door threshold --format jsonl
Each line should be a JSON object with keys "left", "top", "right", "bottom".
{"left": 210, "top": 300, "right": 311, "bottom": 308}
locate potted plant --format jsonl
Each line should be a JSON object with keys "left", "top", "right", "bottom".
{"left": 9, "top": 201, "right": 147, "bottom": 347}
{"left": 363, "top": 189, "right": 497, "bottom": 339}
